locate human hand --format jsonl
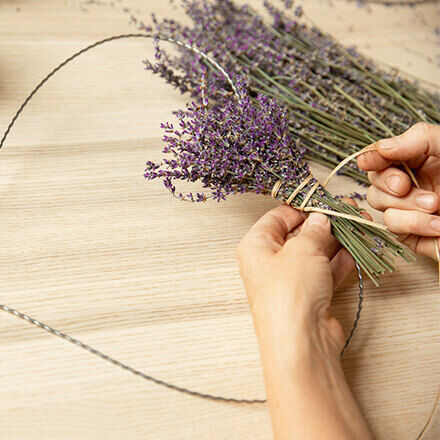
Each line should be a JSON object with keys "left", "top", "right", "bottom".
{"left": 237, "top": 206, "right": 354, "bottom": 355}
{"left": 357, "top": 122, "right": 440, "bottom": 260}
{"left": 237, "top": 206, "right": 372, "bottom": 440}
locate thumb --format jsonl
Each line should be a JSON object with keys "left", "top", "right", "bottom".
{"left": 295, "top": 213, "right": 336, "bottom": 257}
{"left": 376, "top": 123, "right": 440, "bottom": 162}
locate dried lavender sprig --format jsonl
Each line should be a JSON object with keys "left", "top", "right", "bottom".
{"left": 145, "top": 85, "right": 415, "bottom": 285}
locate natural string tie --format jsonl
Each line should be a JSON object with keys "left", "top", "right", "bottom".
{"left": 271, "top": 145, "right": 387, "bottom": 231}
{"left": 272, "top": 145, "right": 440, "bottom": 283}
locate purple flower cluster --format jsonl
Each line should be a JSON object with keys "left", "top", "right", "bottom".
{"left": 136, "top": 0, "right": 439, "bottom": 185}
{"left": 145, "top": 84, "right": 310, "bottom": 203}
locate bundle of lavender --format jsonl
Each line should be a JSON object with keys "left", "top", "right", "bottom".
{"left": 145, "top": 83, "right": 415, "bottom": 285}
{"left": 138, "top": 0, "right": 440, "bottom": 184}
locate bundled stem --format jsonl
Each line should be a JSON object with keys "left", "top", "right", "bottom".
{"left": 280, "top": 183, "right": 415, "bottom": 286}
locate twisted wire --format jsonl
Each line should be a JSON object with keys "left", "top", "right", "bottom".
{"left": 341, "top": 262, "right": 364, "bottom": 357}
{"left": 0, "top": 304, "right": 264, "bottom": 404}
{"left": 0, "top": 33, "right": 364, "bottom": 405}
{"left": 0, "top": 33, "right": 238, "bottom": 151}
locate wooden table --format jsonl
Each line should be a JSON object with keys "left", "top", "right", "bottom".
{"left": 0, "top": 1, "right": 438, "bottom": 438}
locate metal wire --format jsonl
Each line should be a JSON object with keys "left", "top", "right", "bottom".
{"left": 0, "top": 266, "right": 363, "bottom": 404}
{"left": 0, "top": 303, "right": 265, "bottom": 404}
{"left": 341, "top": 262, "right": 364, "bottom": 357}
{"left": 0, "top": 33, "right": 364, "bottom": 404}
{"left": 0, "top": 33, "right": 238, "bottom": 151}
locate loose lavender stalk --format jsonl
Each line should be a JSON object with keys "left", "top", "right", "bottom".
{"left": 145, "top": 86, "right": 415, "bottom": 285}
{"left": 139, "top": 0, "right": 439, "bottom": 184}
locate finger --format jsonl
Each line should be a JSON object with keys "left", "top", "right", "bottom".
{"left": 383, "top": 209, "right": 440, "bottom": 237}
{"left": 402, "top": 155, "right": 427, "bottom": 170}
{"left": 331, "top": 248, "right": 356, "bottom": 289}
{"left": 367, "top": 167, "right": 412, "bottom": 197}
{"left": 367, "top": 186, "right": 440, "bottom": 214}
{"left": 375, "top": 123, "right": 440, "bottom": 162}
{"left": 340, "top": 197, "right": 357, "bottom": 207}
{"left": 286, "top": 222, "right": 303, "bottom": 240}
{"left": 360, "top": 209, "right": 373, "bottom": 221}
{"left": 327, "top": 232, "right": 341, "bottom": 259}
{"left": 357, "top": 149, "right": 393, "bottom": 171}
{"left": 340, "top": 197, "right": 373, "bottom": 220}
{"left": 401, "top": 235, "right": 440, "bottom": 261}
{"left": 239, "top": 205, "right": 305, "bottom": 256}
{"left": 293, "top": 213, "right": 337, "bottom": 257}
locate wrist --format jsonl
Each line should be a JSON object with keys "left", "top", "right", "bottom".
{"left": 252, "top": 293, "right": 372, "bottom": 440}
{"left": 250, "top": 286, "right": 341, "bottom": 362}
{"left": 253, "top": 301, "right": 344, "bottom": 405}
{"left": 259, "top": 326, "right": 372, "bottom": 440}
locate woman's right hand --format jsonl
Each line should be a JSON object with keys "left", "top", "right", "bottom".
{"left": 357, "top": 122, "right": 440, "bottom": 260}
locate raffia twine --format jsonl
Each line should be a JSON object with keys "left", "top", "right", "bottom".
{"left": 271, "top": 145, "right": 440, "bottom": 281}
{"left": 271, "top": 145, "right": 387, "bottom": 230}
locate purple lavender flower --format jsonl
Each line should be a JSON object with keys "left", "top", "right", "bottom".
{"left": 133, "top": 0, "right": 439, "bottom": 186}
{"left": 145, "top": 83, "right": 310, "bottom": 203}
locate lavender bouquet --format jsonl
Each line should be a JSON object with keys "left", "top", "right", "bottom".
{"left": 145, "top": 83, "right": 415, "bottom": 285}
{"left": 139, "top": 0, "right": 440, "bottom": 185}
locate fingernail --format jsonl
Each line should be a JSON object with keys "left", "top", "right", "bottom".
{"left": 416, "top": 194, "right": 437, "bottom": 210}
{"left": 385, "top": 175, "right": 401, "bottom": 193}
{"left": 431, "top": 218, "right": 440, "bottom": 233}
{"left": 307, "top": 213, "right": 328, "bottom": 226}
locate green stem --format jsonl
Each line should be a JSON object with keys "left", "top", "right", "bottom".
{"left": 333, "top": 84, "right": 395, "bottom": 137}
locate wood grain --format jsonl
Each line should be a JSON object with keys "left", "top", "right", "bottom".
{"left": 0, "top": 1, "right": 438, "bottom": 439}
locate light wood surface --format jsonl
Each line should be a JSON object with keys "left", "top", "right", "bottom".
{"left": 0, "top": 1, "right": 438, "bottom": 439}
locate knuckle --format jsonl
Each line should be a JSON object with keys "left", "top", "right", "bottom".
{"left": 383, "top": 209, "right": 397, "bottom": 229}
{"left": 407, "top": 211, "right": 421, "bottom": 231}
{"left": 264, "top": 212, "right": 279, "bottom": 224}
{"left": 412, "top": 121, "right": 428, "bottom": 134}
{"left": 238, "top": 228, "right": 275, "bottom": 253}
{"left": 297, "top": 229, "right": 323, "bottom": 252}
{"left": 251, "top": 229, "right": 272, "bottom": 243}
{"left": 366, "top": 186, "right": 379, "bottom": 209}
{"left": 309, "top": 224, "right": 328, "bottom": 236}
